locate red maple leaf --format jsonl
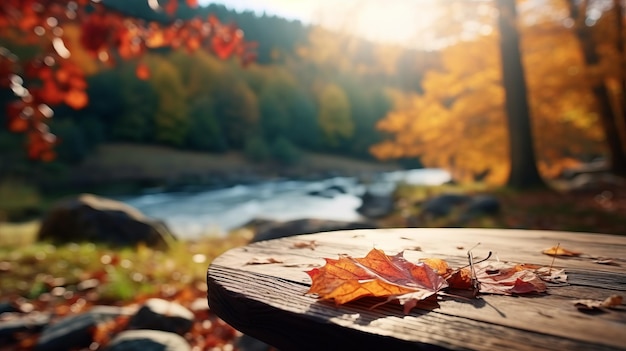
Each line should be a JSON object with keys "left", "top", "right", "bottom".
{"left": 306, "top": 248, "right": 448, "bottom": 313}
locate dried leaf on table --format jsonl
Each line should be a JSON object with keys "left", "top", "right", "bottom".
{"left": 419, "top": 258, "right": 450, "bottom": 276}
{"left": 593, "top": 259, "right": 619, "bottom": 266}
{"left": 306, "top": 248, "right": 448, "bottom": 313}
{"left": 245, "top": 257, "right": 284, "bottom": 265}
{"left": 534, "top": 267, "right": 568, "bottom": 284}
{"left": 291, "top": 240, "right": 317, "bottom": 250}
{"left": 306, "top": 248, "right": 554, "bottom": 314}
{"left": 474, "top": 261, "right": 547, "bottom": 295}
{"left": 574, "top": 295, "right": 623, "bottom": 310}
{"left": 542, "top": 246, "right": 581, "bottom": 257}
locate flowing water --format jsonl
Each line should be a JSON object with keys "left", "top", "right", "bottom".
{"left": 117, "top": 168, "right": 451, "bottom": 239}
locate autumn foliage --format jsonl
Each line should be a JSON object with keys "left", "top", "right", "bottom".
{"left": 306, "top": 248, "right": 553, "bottom": 314}
{"left": 371, "top": 0, "right": 623, "bottom": 184}
{"left": 0, "top": 0, "right": 255, "bottom": 160}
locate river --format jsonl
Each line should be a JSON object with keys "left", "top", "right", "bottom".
{"left": 117, "top": 168, "right": 451, "bottom": 239}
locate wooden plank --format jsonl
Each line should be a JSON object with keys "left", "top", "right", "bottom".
{"left": 208, "top": 265, "right": 625, "bottom": 351}
{"left": 208, "top": 228, "right": 626, "bottom": 351}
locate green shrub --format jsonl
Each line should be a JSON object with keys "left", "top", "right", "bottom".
{"left": 270, "top": 137, "right": 301, "bottom": 165}
{"left": 244, "top": 136, "right": 271, "bottom": 163}
{"left": 0, "top": 179, "right": 41, "bottom": 221}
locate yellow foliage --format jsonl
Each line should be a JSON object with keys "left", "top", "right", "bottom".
{"left": 373, "top": 8, "right": 606, "bottom": 184}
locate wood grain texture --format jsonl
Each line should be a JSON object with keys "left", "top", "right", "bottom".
{"left": 207, "top": 228, "right": 626, "bottom": 351}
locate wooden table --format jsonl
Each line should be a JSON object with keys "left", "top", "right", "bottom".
{"left": 207, "top": 228, "right": 626, "bottom": 351}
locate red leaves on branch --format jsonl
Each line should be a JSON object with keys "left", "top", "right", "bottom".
{"left": 1, "top": 0, "right": 256, "bottom": 160}
{"left": 306, "top": 248, "right": 551, "bottom": 313}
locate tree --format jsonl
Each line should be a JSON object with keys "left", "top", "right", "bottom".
{"left": 567, "top": 0, "right": 626, "bottom": 176}
{"left": 495, "top": 0, "right": 544, "bottom": 188}
{"left": 371, "top": 2, "right": 604, "bottom": 184}
{"left": 317, "top": 83, "right": 353, "bottom": 147}
{"left": 149, "top": 57, "right": 188, "bottom": 146}
{"left": 0, "top": 0, "right": 255, "bottom": 160}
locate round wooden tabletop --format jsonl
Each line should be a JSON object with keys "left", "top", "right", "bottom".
{"left": 207, "top": 228, "right": 626, "bottom": 351}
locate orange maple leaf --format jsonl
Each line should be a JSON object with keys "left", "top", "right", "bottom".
{"left": 306, "top": 248, "right": 448, "bottom": 312}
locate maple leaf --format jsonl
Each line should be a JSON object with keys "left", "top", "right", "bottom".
{"left": 474, "top": 261, "right": 547, "bottom": 295}
{"left": 306, "top": 249, "right": 448, "bottom": 312}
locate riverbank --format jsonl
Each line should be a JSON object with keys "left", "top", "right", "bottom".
{"left": 0, "top": 143, "right": 403, "bottom": 221}
{"left": 73, "top": 143, "right": 403, "bottom": 191}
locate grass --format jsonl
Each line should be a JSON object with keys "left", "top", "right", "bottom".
{"left": 0, "top": 225, "right": 253, "bottom": 302}
{"left": 0, "top": 179, "right": 42, "bottom": 221}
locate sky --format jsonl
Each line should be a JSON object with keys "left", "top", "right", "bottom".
{"left": 198, "top": 0, "right": 445, "bottom": 47}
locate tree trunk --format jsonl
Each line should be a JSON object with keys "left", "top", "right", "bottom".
{"left": 615, "top": 0, "right": 626, "bottom": 173}
{"left": 496, "top": 0, "right": 545, "bottom": 189}
{"left": 569, "top": 0, "right": 626, "bottom": 176}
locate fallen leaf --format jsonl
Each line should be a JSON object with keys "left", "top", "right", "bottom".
{"left": 291, "top": 241, "right": 317, "bottom": 250}
{"left": 445, "top": 267, "right": 473, "bottom": 290}
{"left": 593, "top": 259, "right": 619, "bottom": 266}
{"left": 246, "top": 257, "right": 284, "bottom": 265}
{"left": 306, "top": 249, "right": 448, "bottom": 313}
{"left": 474, "top": 261, "right": 547, "bottom": 295}
{"left": 534, "top": 267, "right": 568, "bottom": 284}
{"left": 574, "top": 295, "right": 623, "bottom": 310}
{"left": 542, "top": 246, "right": 581, "bottom": 257}
{"left": 419, "top": 258, "right": 450, "bottom": 276}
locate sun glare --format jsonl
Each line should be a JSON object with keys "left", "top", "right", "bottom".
{"left": 351, "top": 1, "right": 441, "bottom": 46}
{"left": 205, "top": 0, "right": 445, "bottom": 47}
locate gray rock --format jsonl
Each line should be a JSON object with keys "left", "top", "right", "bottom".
{"left": 0, "top": 302, "right": 19, "bottom": 315}
{"left": 250, "top": 219, "right": 378, "bottom": 243}
{"left": 104, "top": 330, "right": 190, "bottom": 351}
{"left": 128, "top": 298, "right": 193, "bottom": 335}
{"left": 236, "top": 334, "right": 274, "bottom": 351}
{"left": 35, "top": 306, "right": 133, "bottom": 351}
{"left": 459, "top": 195, "right": 501, "bottom": 222}
{"left": 421, "top": 193, "right": 470, "bottom": 218}
{"left": 0, "top": 312, "right": 50, "bottom": 344}
{"left": 569, "top": 173, "right": 625, "bottom": 191}
{"left": 357, "top": 191, "right": 395, "bottom": 218}
{"left": 37, "top": 194, "right": 175, "bottom": 249}
{"left": 308, "top": 185, "right": 348, "bottom": 198}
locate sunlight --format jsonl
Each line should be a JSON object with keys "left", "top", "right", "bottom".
{"left": 205, "top": 0, "right": 445, "bottom": 48}
{"left": 340, "top": 0, "right": 443, "bottom": 46}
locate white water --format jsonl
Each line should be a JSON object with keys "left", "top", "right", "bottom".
{"left": 117, "top": 168, "right": 451, "bottom": 238}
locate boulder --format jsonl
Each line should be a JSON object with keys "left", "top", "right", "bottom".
{"left": 307, "top": 185, "right": 348, "bottom": 199}
{"left": 35, "top": 306, "right": 134, "bottom": 351}
{"left": 250, "top": 219, "right": 378, "bottom": 243}
{"left": 37, "top": 194, "right": 175, "bottom": 249}
{"left": 420, "top": 193, "right": 470, "bottom": 218}
{"left": 0, "top": 302, "right": 19, "bottom": 315}
{"left": 127, "top": 299, "right": 194, "bottom": 335}
{"left": 0, "top": 312, "right": 50, "bottom": 344}
{"left": 459, "top": 195, "right": 501, "bottom": 222}
{"left": 357, "top": 191, "right": 395, "bottom": 218}
{"left": 104, "top": 330, "right": 190, "bottom": 351}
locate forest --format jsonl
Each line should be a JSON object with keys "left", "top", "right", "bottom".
{"left": 1, "top": 0, "right": 625, "bottom": 202}
{"left": 0, "top": 1, "right": 439, "bottom": 197}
